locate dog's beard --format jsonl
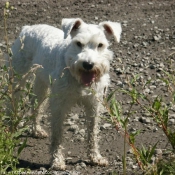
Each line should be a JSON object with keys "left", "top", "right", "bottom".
{"left": 79, "top": 69, "right": 100, "bottom": 86}
{"left": 69, "top": 63, "right": 109, "bottom": 87}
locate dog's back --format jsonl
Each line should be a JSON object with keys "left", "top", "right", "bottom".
{"left": 11, "top": 24, "right": 64, "bottom": 75}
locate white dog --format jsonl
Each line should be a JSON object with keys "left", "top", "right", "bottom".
{"left": 11, "top": 18, "right": 122, "bottom": 170}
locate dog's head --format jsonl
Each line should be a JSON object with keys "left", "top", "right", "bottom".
{"left": 62, "top": 18, "right": 122, "bottom": 87}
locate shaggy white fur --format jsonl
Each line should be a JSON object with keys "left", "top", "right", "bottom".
{"left": 11, "top": 18, "right": 122, "bottom": 170}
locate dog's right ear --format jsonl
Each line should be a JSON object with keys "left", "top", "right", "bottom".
{"left": 62, "top": 18, "right": 84, "bottom": 39}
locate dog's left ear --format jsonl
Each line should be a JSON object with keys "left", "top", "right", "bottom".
{"left": 62, "top": 18, "right": 84, "bottom": 39}
{"left": 99, "top": 21, "right": 122, "bottom": 43}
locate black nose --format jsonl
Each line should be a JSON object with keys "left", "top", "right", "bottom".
{"left": 82, "top": 61, "right": 94, "bottom": 70}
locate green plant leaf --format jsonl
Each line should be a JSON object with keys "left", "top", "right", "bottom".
{"left": 17, "top": 138, "right": 27, "bottom": 155}
{"left": 129, "top": 130, "right": 140, "bottom": 144}
{"left": 49, "top": 74, "right": 53, "bottom": 85}
{"left": 152, "top": 97, "right": 161, "bottom": 110}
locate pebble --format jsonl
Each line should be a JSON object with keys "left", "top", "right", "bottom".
{"left": 169, "top": 119, "right": 175, "bottom": 124}
{"left": 155, "top": 149, "right": 162, "bottom": 155}
{"left": 154, "top": 149, "right": 163, "bottom": 159}
{"left": 66, "top": 157, "right": 73, "bottom": 160}
{"left": 114, "top": 68, "right": 123, "bottom": 74}
{"left": 116, "top": 80, "right": 123, "bottom": 87}
{"left": 100, "top": 123, "right": 112, "bottom": 130}
{"left": 159, "top": 62, "right": 165, "bottom": 68}
{"left": 68, "top": 124, "right": 79, "bottom": 133}
{"left": 64, "top": 119, "right": 74, "bottom": 126}
{"left": 153, "top": 127, "right": 158, "bottom": 132}
{"left": 39, "top": 167, "right": 46, "bottom": 171}
{"left": 79, "top": 162, "right": 87, "bottom": 168}
{"left": 149, "top": 64, "right": 156, "bottom": 69}
{"left": 68, "top": 151, "right": 71, "bottom": 155}
{"left": 70, "top": 114, "right": 79, "bottom": 120}
{"left": 149, "top": 85, "right": 156, "bottom": 89}
{"left": 169, "top": 114, "right": 175, "bottom": 118}
{"left": 154, "top": 35, "right": 161, "bottom": 41}
{"left": 139, "top": 117, "right": 152, "bottom": 124}
{"left": 78, "top": 129, "right": 85, "bottom": 136}
{"left": 143, "top": 88, "right": 150, "bottom": 94}
{"left": 132, "top": 165, "right": 138, "bottom": 169}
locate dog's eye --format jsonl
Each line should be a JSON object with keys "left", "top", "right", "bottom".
{"left": 76, "top": 41, "right": 82, "bottom": 47}
{"left": 98, "top": 43, "right": 103, "bottom": 48}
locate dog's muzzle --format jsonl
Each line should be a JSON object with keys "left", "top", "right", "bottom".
{"left": 79, "top": 61, "right": 99, "bottom": 86}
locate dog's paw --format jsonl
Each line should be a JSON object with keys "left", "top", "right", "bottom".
{"left": 51, "top": 158, "right": 66, "bottom": 170}
{"left": 33, "top": 129, "right": 48, "bottom": 138}
{"left": 90, "top": 153, "right": 109, "bottom": 166}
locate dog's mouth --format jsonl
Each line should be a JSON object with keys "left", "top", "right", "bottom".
{"left": 80, "top": 70, "right": 97, "bottom": 86}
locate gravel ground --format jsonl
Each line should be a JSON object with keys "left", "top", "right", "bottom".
{"left": 0, "top": 0, "right": 175, "bottom": 174}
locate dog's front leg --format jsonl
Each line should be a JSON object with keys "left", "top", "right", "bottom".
{"left": 50, "top": 97, "right": 70, "bottom": 170}
{"left": 85, "top": 100, "right": 108, "bottom": 166}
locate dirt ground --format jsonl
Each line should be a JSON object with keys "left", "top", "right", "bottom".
{"left": 0, "top": 0, "right": 175, "bottom": 174}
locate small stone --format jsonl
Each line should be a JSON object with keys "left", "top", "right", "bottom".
{"left": 68, "top": 124, "right": 79, "bottom": 132}
{"left": 133, "top": 43, "right": 139, "bottom": 48}
{"left": 143, "top": 88, "right": 150, "bottom": 94}
{"left": 70, "top": 114, "right": 79, "bottom": 120}
{"left": 169, "top": 114, "right": 175, "bottom": 118}
{"left": 64, "top": 119, "right": 74, "bottom": 126}
{"left": 149, "top": 85, "right": 156, "bottom": 89}
{"left": 77, "top": 137, "right": 84, "bottom": 142}
{"left": 40, "top": 167, "right": 46, "bottom": 171}
{"left": 139, "top": 117, "right": 151, "bottom": 124}
{"left": 80, "top": 162, "right": 86, "bottom": 168}
{"left": 132, "top": 165, "right": 138, "bottom": 169}
{"left": 66, "top": 157, "right": 73, "bottom": 160}
{"left": 159, "top": 63, "right": 164, "bottom": 68}
{"left": 127, "top": 148, "right": 133, "bottom": 154}
{"left": 78, "top": 129, "right": 85, "bottom": 136}
{"left": 115, "top": 68, "right": 123, "bottom": 74}
{"left": 154, "top": 35, "right": 161, "bottom": 41}
{"left": 149, "top": 64, "right": 156, "bottom": 69}
{"left": 147, "top": 126, "right": 153, "bottom": 130}
{"left": 156, "top": 73, "right": 161, "bottom": 78}
{"left": 116, "top": 81, "right": 123, "bottom": 87}
{"left": 100, "top": 123, "right": 112, "bottom": 130}
{"left": 142, "top": 42, "right": 148, "bottom": 47}
{"left": 169, "top": 119, "right": 175, "bottom": 124}
{"left": 15, "top": 26, "right": 20, "bottom": 31}
{"left": 155, "top": 149, "right": 162, "bottom": 160}
{"left": 75, "top": 164, "right": 81, "bottom": 171}
{"left": 68, "top": 151, "right": 71, "bottom": 155}
{"left": 155, "top": 149, "right": 162, "bottom": 155}
{"left": 153, "top": 127, "right": 158, "bottom": 132}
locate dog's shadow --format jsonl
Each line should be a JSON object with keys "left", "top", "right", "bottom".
{"left": 17, "top": 159, "right": 50, "bottom": 170}
{"left": 17, "top": 158, "right": 92, "bottom": 171}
